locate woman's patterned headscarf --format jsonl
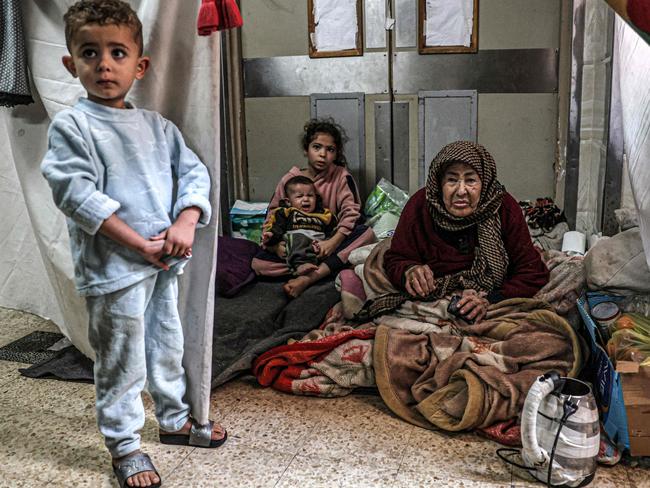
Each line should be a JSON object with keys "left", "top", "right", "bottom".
{"left": 424, "top": 141, "right": 509, "bottom": 296}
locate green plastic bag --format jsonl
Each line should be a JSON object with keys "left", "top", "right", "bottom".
{"left": 364, "top": 178, "right": 409, "bottom": 219}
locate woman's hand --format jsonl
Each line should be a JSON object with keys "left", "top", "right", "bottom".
{"left": 405, "top": 264, "right": 435, "bottom": 297}
{"left": 456, "top": 289, "right": 489, "bottom": 323}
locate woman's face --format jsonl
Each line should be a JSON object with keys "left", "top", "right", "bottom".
{"left": 440, "top": 162, "right": 482, "bottom": 218}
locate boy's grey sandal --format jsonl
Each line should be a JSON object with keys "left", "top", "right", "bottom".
{"left": 112, "top": 451, "right": 161, "bottom": 488}
{"left": 159, "top": 418, "right": 228, "bottom": 448}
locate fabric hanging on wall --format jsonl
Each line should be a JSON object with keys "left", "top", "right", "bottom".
{"left": 616, "top": 17, "right": 650, "bottom": 268}
{"left": 197, "top": 0, "right": 243, "bottom": 35}
{"left": 2, "top": 0, "right": 221, "bottom": 426}
{"left": 0, "top": 0, "right": 33, "bottom": 107}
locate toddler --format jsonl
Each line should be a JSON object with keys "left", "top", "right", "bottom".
{"left": 264, "top": 175, "right": 338, "bottom": 276}
{"left": 40, "top": 2, "right": 225, "bottom": 487}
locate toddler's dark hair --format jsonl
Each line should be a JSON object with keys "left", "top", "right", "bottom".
{"left": 64, "top": 0, "right": 143, "bottom": 55}
{"left": 284, "top": 175, "right": 316, "bottom": 195}
{"left": 301, "top": 118, "right": 348, "bottom": 167}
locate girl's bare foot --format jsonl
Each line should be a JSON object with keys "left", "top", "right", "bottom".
{"left": 283, "top": 275, "right": 312, "bottom": 298}
{"left": 112, "top": 450, "right": 160, "bottom": 487}
{"left": 295, "top": 263, "right": 318, "bottom": 276}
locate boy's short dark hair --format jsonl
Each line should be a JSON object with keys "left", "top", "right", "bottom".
{"left": 284, "top": 175, "right": 316, "bottom": 196}
{"left": 64, "top": 0, "right": 143, "bottom": 55}
{"left": 301, "top": 118, "right": 348, "bottom": 167}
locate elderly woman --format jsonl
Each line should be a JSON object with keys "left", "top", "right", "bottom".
{"left": 383, "top": 140, "right": 549, "bottom": 323}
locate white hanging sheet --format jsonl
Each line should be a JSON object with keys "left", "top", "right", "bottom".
{"left": 1, "top": 0, "right": 221, "bottom": 424}
{"left": 617, "top": 17, "right": 650, "bottom": 269}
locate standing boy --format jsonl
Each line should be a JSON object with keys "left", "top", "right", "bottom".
{"left": 41, "top": 2, "right": 226, "bottom": 486}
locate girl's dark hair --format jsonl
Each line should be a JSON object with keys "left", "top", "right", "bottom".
{"left": 301, "top": 118, "right": 348, "bottom": 167}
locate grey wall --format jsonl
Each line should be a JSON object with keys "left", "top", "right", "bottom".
{"left": 478, "top": 94, "right": 558, "bottom": 199}
{"left": 479, "top": 0, "right": 560, "bottom": 49}
{"left": 245, "top": 97, "right": 310, "bottom": 200}
{"left": 241, "top": 1, "right": 308, "bottom": 58}
{"left": 240, "top": 0, "right": 562, "bottom": 203}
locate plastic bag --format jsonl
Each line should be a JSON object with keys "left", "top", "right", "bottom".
{"left": 229, "top": 200, "right": 268, "bottom": 243}
{"left": 606, "top": 313, "right": 650, "bottom": 365}
{"left": 364, "top": 178, "right": 409, "bottom": 218}
{"left": 366, "top": 211, "right": 401, "bottom": 239}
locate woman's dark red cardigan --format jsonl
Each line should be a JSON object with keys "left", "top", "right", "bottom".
{"left": 384, "top": 189, "right": 549, "bottom": 303}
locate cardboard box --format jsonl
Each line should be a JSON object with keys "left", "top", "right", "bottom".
{"left": 616, "top": 362, "right": 650, "bottom": 456}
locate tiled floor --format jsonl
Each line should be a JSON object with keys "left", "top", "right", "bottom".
{"left": 0, "top": 307, "right": 646, "bottom": 488}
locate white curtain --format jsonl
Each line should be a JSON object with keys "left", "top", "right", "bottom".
{"left": 616, "top": 17, "right": 650, "bottom": 269}
{"left": 0, "top": 0, "right": 221, "bottom": 424}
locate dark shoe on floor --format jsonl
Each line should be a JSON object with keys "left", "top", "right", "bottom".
{"left": 159, "top": 418, "right": 227, "bottom": 448}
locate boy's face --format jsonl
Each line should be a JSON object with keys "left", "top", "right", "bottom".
{"left": 62, "top": 23, "right": 149, "bottom": 109}
{"left": 287, "top": 183, "right": 317, "bottom": 213}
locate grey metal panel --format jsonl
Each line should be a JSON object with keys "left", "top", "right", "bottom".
{"left": 244, "top": 53, "right": 388, "bottom": 97}
{"left": 394, "top": 49, "right": 558, "bottom": 94}
{"left": 564, "top": 1, "right": 585, "bottom": 230}
{"left": 374, "top": 102, "right": 392, "bottom": 183}
{"left": 374, "top": 101, "right": 410, "bottom": 189}
{"left": 418, "top": 91, "right": 477, "bottom": 186}
{"left": 395, "top": 0, "right": 417, "bottom": 48}
{"left": 393, "top": 101, "right": 410, "bottom": 190}
{"left": 311, "top": 93, "right": 367, "bottom": 196}
{"left": 365, "top": 0, "right": 386, "bottom": 49}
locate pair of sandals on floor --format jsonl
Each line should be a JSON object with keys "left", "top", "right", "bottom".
{"left": 113, "top": 418, "right": 227, "bottom": 488}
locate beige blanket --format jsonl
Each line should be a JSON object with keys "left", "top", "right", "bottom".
{"left": 373, "top": 298, "right": 581, "bottom": 431}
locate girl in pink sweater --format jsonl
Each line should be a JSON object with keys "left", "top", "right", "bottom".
{"left": 252, "top": 119, "right": 376, "bottom": 297}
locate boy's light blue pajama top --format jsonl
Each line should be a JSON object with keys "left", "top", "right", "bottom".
{"left": 41, "top": 98, "right": 212, "bottom": 457}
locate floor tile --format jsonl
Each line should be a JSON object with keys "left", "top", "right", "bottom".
{"left": 166, "top": 443, "right": 294, "bottom": 488}
{"left": 399, "top": 426, "right": 513, "bottom": 484}
{"left": 0, "top": 375, "right": 90, "bottom": 419}
{"left": 0, "top": 360, "right": 23, "bottom": 385}
{"left": 0, "top": 409, "right": 104, "bottom": 486}
{"left": 276, "top": 453, "right": 400, "bottom": 488}
{"left": 395, "top": 469, "right": 510, "bottom": 488}
{"left": 298, "top": 392, "right": 414, "bottom": 468}
{"left": 590, "top": 464, "right": 633, "bottom": 488}
{"left": 628, "top": 464, "right": 650, "bottom": 488}
{"left": 215, "top": 379, "right": 324, "bottom": 454}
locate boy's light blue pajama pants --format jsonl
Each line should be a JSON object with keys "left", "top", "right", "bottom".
{"left": 86, "top": 269, "right": 191, "bottom": 458}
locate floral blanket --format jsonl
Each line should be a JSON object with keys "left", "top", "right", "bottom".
{"left": 252, "top": 241, "right": 582, "bottom": 434}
